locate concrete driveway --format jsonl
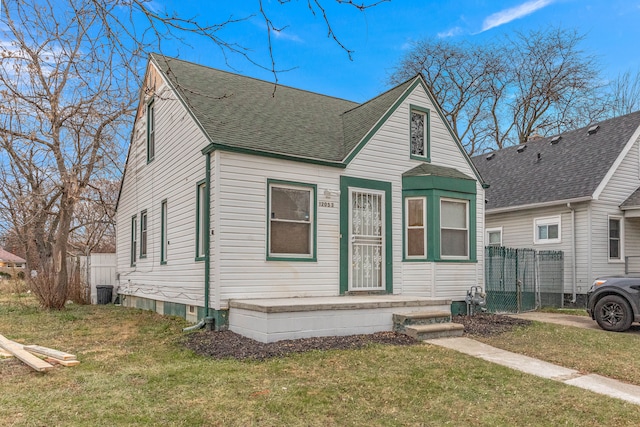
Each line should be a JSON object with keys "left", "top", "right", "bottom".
{"left": 509, "top": 311, "right": 640, "bottom": 334}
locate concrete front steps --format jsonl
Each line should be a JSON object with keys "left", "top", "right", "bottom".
{"left": 393, "top": 311, "right": 464, "bottom": 340}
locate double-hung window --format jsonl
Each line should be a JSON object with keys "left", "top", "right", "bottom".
{"left": 405, "top": 197, "right": 427, "bottom": 258}
{"left": 440, "top": 199, "right": 469, "bottom": 258}
{"left": 534, "top": 216, "right": 561, "bottom": 244}
{"left": 268, "top": 181, "right": 316, "bottom": 260}
{"left": 147, "top": 101, "right": 155, "bottom": 162}
{"left": 140, "top": 210, "right": 148, "bottom": 258}
{"left": 609, "top": 217, "right": 622, "bottom": 261}
{"left": 410, "top": 105, "right": 430, "bottom": 161}
{"left": 130, "top": 215, "right": 137, "bottom": 266}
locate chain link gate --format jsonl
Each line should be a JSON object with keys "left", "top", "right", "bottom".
{"left": 485, "top": 247, "right": 564, "bottom": 313}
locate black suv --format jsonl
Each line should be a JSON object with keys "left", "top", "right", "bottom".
{"left": 586, "top": 276, "right": 640, "bottom": 332}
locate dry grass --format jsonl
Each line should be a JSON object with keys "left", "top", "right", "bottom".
{"left": 1, "top": 290, "right": 640, "bottom": 426}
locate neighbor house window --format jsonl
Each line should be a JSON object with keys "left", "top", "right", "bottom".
{"left": 410, "top": 105, "right": 430, "bottom": 161}
{"left": 609, "top": 217, "right": 622, "bottom": 261}
{"left": 405, "top": 197, "right": 427, "bottom": 258}
{"left": 140, "top": 210, "right": 148, "bottom": 258}
{"left": 147, "top": 100, "right": 155, "bottom": 162}
{"left": 196, "top": 181, "right": 206, "bottom": 260}
{"left": 440, "top": 199, "right": 469, "bottom": 258}
{"left": 534, "top": 216, "right": 561, "bottom": 244}
{"left": 161, "top": 200, "right": 168, "bottom": 264}
{"left": 131, "top": 215, "right": 137, "bottom": 266}
{"left": 487, "top": 227, "right": 503, "bottom": 247}
{"left": 268, "top": 181, "right": 316, "bottom": 260}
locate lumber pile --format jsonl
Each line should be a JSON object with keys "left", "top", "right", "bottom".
{"left": 0, "top": 334, "right": 79, "bottom": 372}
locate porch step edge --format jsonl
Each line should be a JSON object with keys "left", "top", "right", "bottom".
{"left": 230, "top": 297, "right": 451, "bottom": 313}
{"left": 403, "top": 323, "right": 464, "bottom": 341}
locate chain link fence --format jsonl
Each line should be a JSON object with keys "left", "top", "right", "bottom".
{"left": 485, "top": 246, "right": 564, "bottom": 313}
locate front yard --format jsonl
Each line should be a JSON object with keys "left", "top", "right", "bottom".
{"left": 2, "top": 286, "right": 640, "bottom": 426}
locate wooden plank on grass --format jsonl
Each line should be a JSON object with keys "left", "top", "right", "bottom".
{"left": 0, "top": 334, "right": 54, "bottom": 372}
{"left": 0, "top": 348, "right": 13, "bottom": 358}
{"left": 44, "top": 357, "right": 80, "bottom": 367}
{"left": 23, "top": 345, "right": 76, "bottom": 361}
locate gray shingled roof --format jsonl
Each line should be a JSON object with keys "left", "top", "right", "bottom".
{"left": 622, "top": 186, "right": 640, "bottom": 209}
{"left": 403, "top": 163, "right": 474, "bottom": 180}
{"left": 472, "top": 111, "right": 640, "bottom": 211}
{"left": 151, "top": 54, "right": 416, "bottom": 163}
{"left": 0, "top": 248, "right": 26, "bottom": 264}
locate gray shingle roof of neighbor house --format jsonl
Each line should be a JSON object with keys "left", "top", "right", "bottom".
{"left": 471, "top": 110, "right": 640, "bottom": 211}
{"left": 150, "top": 54, "right": 415, "bottom": 164}
{"left": 621, "top": 186, "right": 640, "bottom": 209}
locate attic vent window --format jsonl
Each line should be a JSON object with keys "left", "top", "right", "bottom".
{"left": 588, "top": 125, "right": 600, "bottom": 135}
{"left": 486, "top": 152, "right": 495, "bottom": 160}
{"left": 516, "top": 144, "right": 527, "bottom": 153}
{"left": 550, "top": 135, "right": 562, "bottom": 144}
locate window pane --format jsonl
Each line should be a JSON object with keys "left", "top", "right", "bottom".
{"left": 610, "top": 239, "right": 620, "bottom": 259}
{"left": 441, "top": 201, "right": 466, "bottom": 228}
{"left": 538, "top": 225, "right": 548, "bottom": 240}
{"left": 408, "top": 199, "right": 424, "bottom": 227}
{"left": 271, "top": 187, "right": 310, "bottom": 221}
{"left": 548, "top": 224, "right": 559, "bottom": 239}
{"left": 488, "top": 231, "right": 501, "bottom": 245}
{"left": 609, "top": 219, "right": 620, "bottom": 238}
{"left": 271, "top": 222, "right": 310, "bottom": 254}
{"left": 411, "top": 111, "right": 425, "bottom": 156}
{"left": 407, "top": 228, "right": 425, "bottom": 256}
{"left": 442, "top": 229, "right": 468, "bottom": 257}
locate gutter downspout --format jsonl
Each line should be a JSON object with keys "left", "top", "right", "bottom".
{"left": 567, "top": 203, "right": 577, "bottom": 303}
{"left": 183, "top": 152, "right": 212, "bottom": 332}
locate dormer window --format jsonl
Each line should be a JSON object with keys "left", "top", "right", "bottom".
{"left": 410, "top": 105, "right": 430, "bottom": 161}
{"left": 147, "top": 100, "right": 155, "bottom": 163}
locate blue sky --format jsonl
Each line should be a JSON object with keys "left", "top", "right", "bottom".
{"left": 161, "top": 0, "right": 639, "bottom": 103}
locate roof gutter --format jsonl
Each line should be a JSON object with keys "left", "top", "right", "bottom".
{"left": 486, "top": 196, "right": 592, "bottom": 215}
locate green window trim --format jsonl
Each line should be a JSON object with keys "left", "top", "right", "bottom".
{"left": 403, "top": 196, "right": 428, "bottom": 261}
{"left": 130, "top": 215, "right": 137, "bottom": 267}
{"left": 266, "top": 179, "right": 317, "bottom": 262}
{"left": 161, "top": 199, "right": 168, "bottom": 265}
{"left": 401, "top": 189, "right": 477, "bottom": 263}
{"left": 195, "top": 180, "right": 206, "bottom": 261}
{"left": 140, "top": 210, "right": 148, "bottom": 259}
{"left": 146, "top": 100, "right": 155, "bottom": 163}
{"left": 409, "top": 104, "right": 431, "bottom": 162}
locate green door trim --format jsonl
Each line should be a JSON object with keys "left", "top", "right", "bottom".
{"left": 339, "top": 176, "right": 393, "bottom": 294}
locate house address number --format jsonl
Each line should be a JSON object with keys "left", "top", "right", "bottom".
{"left": 319, "top": 201, "right": 335, "bottom": 208}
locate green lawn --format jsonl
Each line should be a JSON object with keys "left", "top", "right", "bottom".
{"left": 1, "top": 289, "right": 640, "bottom": 426}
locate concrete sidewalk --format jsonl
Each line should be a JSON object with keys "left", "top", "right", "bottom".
{"left": 427, "top": 336, "right": 640, "bottom": 406}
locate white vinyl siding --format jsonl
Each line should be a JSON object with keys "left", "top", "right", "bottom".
{"left": 116, "top": 65, "right": 209, "bottom": 308}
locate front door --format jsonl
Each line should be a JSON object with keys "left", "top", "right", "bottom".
{"left": 349, "top": 188, "right": 385, "bottom": 291}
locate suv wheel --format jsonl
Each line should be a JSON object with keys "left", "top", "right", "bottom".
{"left": 594, "top": 295, "right": 633, "bottom": 332}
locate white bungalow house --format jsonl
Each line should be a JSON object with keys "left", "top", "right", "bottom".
{"left": 472, "top": 111, "right": 640, "bottom": 306}
{"left": 116, "top": 55, "right": 486, "bottom": 341}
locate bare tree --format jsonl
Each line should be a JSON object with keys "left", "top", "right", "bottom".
{"left": 390, "top": 28, "right": 605, "bottom": 153}
{"left": 0, "top": 0, "right": 384, "bottom": 308}
{"left": 608, "top": 68, "right": 640, "bottom": 117}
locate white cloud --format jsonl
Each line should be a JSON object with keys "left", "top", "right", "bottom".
{"left": 437, "top": 27, "right": 464, "bottom": 38}
{"left": 481, "top": 0, "right": 555, "bottom": 32}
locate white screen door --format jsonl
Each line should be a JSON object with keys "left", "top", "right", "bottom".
{"left": 349, "top": 188, "right": 385, "bottom": 290}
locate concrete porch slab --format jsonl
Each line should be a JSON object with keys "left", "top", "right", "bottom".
{"left": 228, "top": 295, "right": 452, "bottom": 343}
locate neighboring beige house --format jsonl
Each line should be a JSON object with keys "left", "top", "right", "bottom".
{"left": 472, "top": 111, "right": 640, "bottom": 305}
{"left": 116, "top": 55, "right": 486, "bottom": 341}
{"left": 0, "top": 248, "right": 26, "bottom": 278}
